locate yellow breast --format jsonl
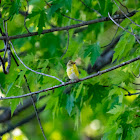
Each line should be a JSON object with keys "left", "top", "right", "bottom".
{"left": 67, "top": 64, "right": 79, "bottom": 80}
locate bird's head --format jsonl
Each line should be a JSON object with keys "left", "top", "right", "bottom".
{"left": 67, "top": 60, "right": 76, "bottom": 67}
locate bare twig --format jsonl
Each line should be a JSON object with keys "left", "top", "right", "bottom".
{"left": 116, "top": 0, "right": 130, "bottom": 13}
{"left": 108, "top": 12, "right": 140, "bottom": 44}
{"left": 0, "top": 55, "right": 140, "bottom": 100}
{"left": 118, "top": 85, "right": 140, "bottom": 96}
{"left": 9, "top": 41, "right": 64, "bottom": 84}
{"left": 61, "top": 30, "right": 69, "bottom": 58}
{"left": 0, "top": 48, "right": 5, "bottom": 52}
{"left": 79, "top": 0, "right": 103, "bottom": 17}
{"left": 60, "top": 13, "right": 84, "bottom": 22}
{"left": 10, "top": 47, "right": 47, "bottom": 139}
{"left": 24, "top": 0, "right": 31, "bottom": 33}
{"left": 125, "top": 92, "right": 140, "bottom": 96}
{"left": 113, "top": 0, "right": 140, "bottom": 27}
{"left": 132, "top": 82, "right": 140, "bottom": 85}
{"left": 131, "top": 70, "right": 140, "bottom": 78}
{"left": 24, "top": 75, "right": 47, "bottom": 140}
{"left": 0, "top": 11, "right": 137, "bottom": 40}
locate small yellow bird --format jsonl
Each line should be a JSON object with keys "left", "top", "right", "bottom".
{"left": 67, "top": 60, "right": 79, "bottom": 80}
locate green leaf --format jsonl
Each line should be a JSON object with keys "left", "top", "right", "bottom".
{"left": 75, "top": 83, "right": 83, "bottom": 99}
{"left": 6, "top": 82, "right": 14, "bottom": 95}
{"left": 47, "top": 3, "right": 62, "bottom": 19}
{"left": 37, "top": 10, "right": 47, "bottom": 34}
{"left": 66, "top": 93, "right": 75, "bottom": 115}
{"left": 9, "top": 0, "right": 21, "bottom": 19}
{"left": 107, "top": 105, "right": 122, "bottom": 114}
{"left": 112, "top": 32, "right": 135, "bottom": 62}
{"left": 65, "top": 0, "right": 72, "bottom": 11}
{"left": 84, "top": 43, "right": 100, "bottom": 66}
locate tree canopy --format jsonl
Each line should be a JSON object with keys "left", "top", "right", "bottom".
{"left": 0, "top": 0, "right": 140, "bottom": 140}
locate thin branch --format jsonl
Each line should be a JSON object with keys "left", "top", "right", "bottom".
{"left": 116, "top": 0, "right": 130, "bottom": 13}
{"left": 131, "top": 71, "right": 140, "bottom": 78}
{"left": 24, "top": 16, "right": 31, "bottom": 33}
{"left": 0, "top": 48, "right": 5, "bottom": 52}
{"left": 0, "top": 55, "right": 140, "bottom": 100}
{"left": 108, "top": 12, "right": 140, "bottom": 44}
{"left": 1, "top": 21, "right": 46, "bottom": 139}
{"left": 9, "top": 41, "right": 64, "bottom": 84}
{"left": 24, "top": 0, "right": 31, "bottom": 33}
{"left": 10, "top": 45, "right": 47, "bottom": 139}
{"left": 125, "top": 92, "right": 140, "bottom": 96}
{"left": 61, "top": 30, "right": 69, "bottom": 58}
{"left": 60, "top": 13, "right": 84, "bottom": 22}
{"left": 113, "top": 0, "right": 140, "bottom": 27}
{"left": 24, "top": 75, "right": 47, "bottom": 140}
{"left": 0, "top": 11, "right": 137, "bottom": 40}
{"left": 132, "top": 82, "right": 140, "bottom": 85}
{"left": 118, "top": 85, "right": 140, "bottom": 96}
{"left": 79, "top": 0, "right": 103, "bottom": 17}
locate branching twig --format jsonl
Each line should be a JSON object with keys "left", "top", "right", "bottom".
{"left": 125, "top": 92, "right": 140, "bottom": 96}
{"left": 116, "top": 0, "right": 130, "bottom": 13}
{"left": 9, "top": 41, "right": 64, "bottom": 84}
{"left": 79, "top": 0, "right": 103, "bottom": 17}
{"left": 0, "top": 11, "right": 136, "bottom": 40}
{"left": 131, "top": 70, "right": 140, "bottom": 78}
{"left": 10, "top": 48, "right": 47, "bottom": 139}
{"left": 61, "top": 30, "right": 69, "bottom": 58}
{"left": 118, "top": 86, "right": 140, "bottom": 96}
{"left": 108, "top": 12, "right": 140, "bottom": 44}
{"left": 0, "top": 55, "right": 140, "bottom": 100}
{"left": 113, "top": 0, "right": 140, "bottom": 27}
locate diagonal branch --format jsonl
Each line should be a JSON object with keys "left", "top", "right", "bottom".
{"left": 0, "top": 56, "right": 140, "bottom": 100}
{"left": 9, "top": 41, "right": 64, "bottom": 84}
{"left": 0, "top": 11, "right": 137, "bottom": 40}
{"left": 108, "top": 12, "right": 140, "bottom": 44}
{"left": 10, "top": 50, "right": 47, "bottom": 140}
{"left": 113, "top": 0, "right": 140, "bottom": 27}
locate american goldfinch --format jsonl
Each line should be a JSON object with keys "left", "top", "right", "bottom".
{"left": 67, "top": 60, "right": 79, "bottom": 80}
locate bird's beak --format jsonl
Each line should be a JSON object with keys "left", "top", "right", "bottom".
{"left": 72, "top": 62, "right": 76, "bottom": 64}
